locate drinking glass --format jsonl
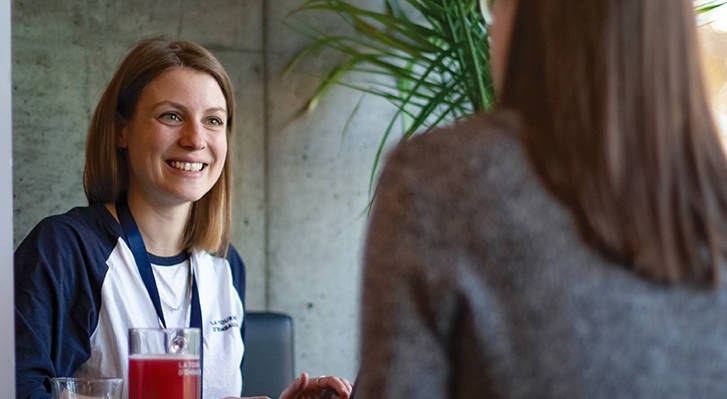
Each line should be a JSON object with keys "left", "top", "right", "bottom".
{"left": 128, "top": 327, "right": 201, "bottom": 399}
{"left": 49, "top": 377, "right": 123, "bottom": 399}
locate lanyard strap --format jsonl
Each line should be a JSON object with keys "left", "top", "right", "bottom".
{"left": 116, "top": 198, "right": 204, "bottom": 396}
{"left": 115, "top": 198, "right": 203, "bottom": 329}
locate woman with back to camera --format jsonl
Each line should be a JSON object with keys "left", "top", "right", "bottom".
{"left": 14, "top": 37, "right": 351, "bottom": 399}
{"left": 357, "top": 0, "right": 727, "bottom": 398}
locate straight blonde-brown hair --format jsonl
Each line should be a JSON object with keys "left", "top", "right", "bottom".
{"left": 501, "top": 0, "right": 727, "bottom": 285}
{"left": 84, "top": 37, "right": 235, "bottom": 256}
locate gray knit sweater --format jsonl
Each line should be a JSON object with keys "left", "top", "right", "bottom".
{"left": 357, "top": 111, "right": 727, "bottom": 398}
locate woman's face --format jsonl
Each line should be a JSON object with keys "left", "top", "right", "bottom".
{"left": 489, "top": 0, "right": 519, "bottom": 94}
{"left": 118, "top": 67, "right": 228, "bottom": 208}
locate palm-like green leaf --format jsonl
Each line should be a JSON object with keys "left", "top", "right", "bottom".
{"left": 288, "top": 0, "right": 491, "bottom": 194}
{"left": 697, "top": 1, "right": 727, "bottom": 14}
{"left": 288, "top": 0, "right": 724, "bottom": 197}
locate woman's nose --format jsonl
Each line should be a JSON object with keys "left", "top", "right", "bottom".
{"left": 179, "top": 121, "right": 205, "bottom": 150}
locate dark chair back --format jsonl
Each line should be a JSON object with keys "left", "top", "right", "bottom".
{"left": 241, "top": 312, "right": 295, "bottom": 398}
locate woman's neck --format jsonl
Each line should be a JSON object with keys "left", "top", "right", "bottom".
{"left": 113, "top": 189, "right": 192, "bottom": 257}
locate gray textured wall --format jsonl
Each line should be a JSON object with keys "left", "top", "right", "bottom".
{"left": 266, "top": 0, "right": 395, "bottom": 379}
{"left": 12, "top": 0, "right": 387, "bottom": 383}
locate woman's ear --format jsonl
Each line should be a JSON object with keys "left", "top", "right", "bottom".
{"left": 116, "top": 123, "right": 129, "bottom": 149}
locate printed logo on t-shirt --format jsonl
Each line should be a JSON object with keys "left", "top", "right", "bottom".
{"left": 209, "top": 315, "right": 239, "bottom": 332}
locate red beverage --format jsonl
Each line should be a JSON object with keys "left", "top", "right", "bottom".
{"left": 128, "top": 354, "right": 201, "bottom": 399}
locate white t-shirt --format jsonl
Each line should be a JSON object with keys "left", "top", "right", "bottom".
{"left": 15, "top": 204, "right": 248, "bottom": 399}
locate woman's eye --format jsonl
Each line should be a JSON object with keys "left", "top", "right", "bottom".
{"left": 207, "top": 117, "right": 224, "bottom": 127}
{"left": 160, "top": 112, "right": 182, "bottom": 123}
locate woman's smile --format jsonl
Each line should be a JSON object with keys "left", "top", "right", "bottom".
{"left": 167, "top": 160, "right": 206, "bottom": 172}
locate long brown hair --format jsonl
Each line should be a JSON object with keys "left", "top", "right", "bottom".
{"left": 500, "top": 0, "right": 727, "bottom": 285}
{"left": 83, "top": 37, "right": 235, "bottom": 256}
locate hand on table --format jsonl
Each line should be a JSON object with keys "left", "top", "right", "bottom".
{"left": 279, "top": 372, "right": 353, "bottom": 399}
{"left": 227, "top": 372, "right": 352, "bottom": 399}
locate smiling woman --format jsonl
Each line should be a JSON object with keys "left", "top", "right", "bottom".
{"left": 115, "top": 67, "right": 229, "bottom": 254}
{"left": 14, "top": 37, "right": 352, "bottom": 399}
{"left": 15, "top": 38, "right": 245, "bottom": 399}
{"left": 83, "top": 39, "right": 236, "bottom": 257}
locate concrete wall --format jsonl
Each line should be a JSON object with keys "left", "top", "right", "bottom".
{"left": 12, "top": 0, "right": 387, "bottom": 383}
{"left": 2, "top": 0, "right": 16, "bottom": 395}
{"left": 265, "top": 0, "right": 397, "bottom": 379}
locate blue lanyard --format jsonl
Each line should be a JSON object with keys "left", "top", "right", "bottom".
{"left": 116, "top": 198, "right": 204, "bottom": 393}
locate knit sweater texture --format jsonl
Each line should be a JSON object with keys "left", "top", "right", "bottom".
{"left": 357, "top": 111, "right": 727, "bottom": 398}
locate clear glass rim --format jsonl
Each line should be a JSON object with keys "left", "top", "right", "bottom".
{"left": 128, "top": 327, "right": 200, "bottom": 333}
{"left": 49, "top": 377, "right": 123, "bottom": 383}
{"left": 128, "top": 327, "right": 202, "bottom": 356}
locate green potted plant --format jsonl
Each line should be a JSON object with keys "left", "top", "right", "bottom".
{"left": 288, "top": 0, "right": 726, "bottom": 193}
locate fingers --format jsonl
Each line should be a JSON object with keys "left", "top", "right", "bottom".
{"left": 309, "top": 376, "right": 353, "bottom": 398}
{"left": 342, "top": 378, "right": 353, "bottom": 394}
{"left": 279, "top": 373, "right": 308, "bottom": 399}
{"left": 282, "top": 373, "right": 353, "bottom": 399}
{"left": 299, "top": 372, "right": 310, "bottom": 386}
